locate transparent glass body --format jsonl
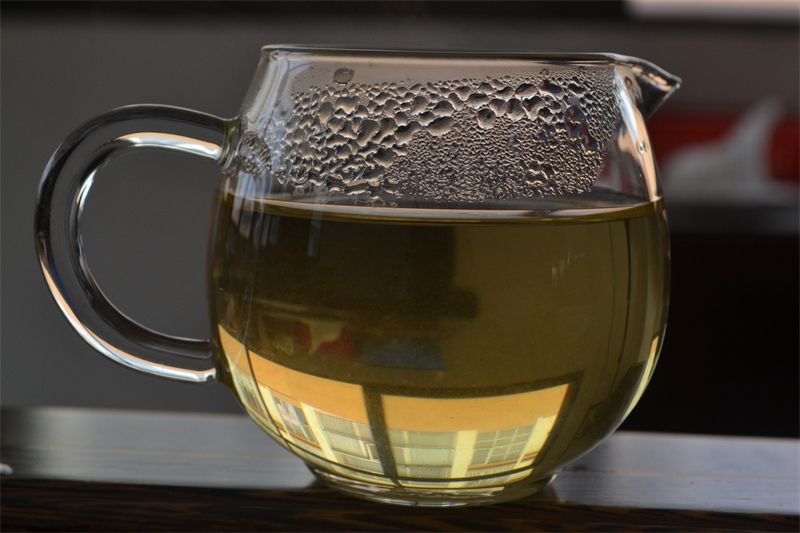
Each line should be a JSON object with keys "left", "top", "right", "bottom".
{"left": 36, "top": 47, "right": 679, "bottom": 507}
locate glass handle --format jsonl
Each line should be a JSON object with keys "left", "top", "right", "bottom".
{"left": 35, "top": 104, "right": 231, "bottom": 383}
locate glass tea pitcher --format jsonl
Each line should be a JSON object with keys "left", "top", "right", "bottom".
{"left": 35, "top": 47, "right": 680, "bottom": 507}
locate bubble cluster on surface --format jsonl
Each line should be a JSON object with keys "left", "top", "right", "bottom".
{"left": 237, "top": 67, "right": 618, "bottom": 204}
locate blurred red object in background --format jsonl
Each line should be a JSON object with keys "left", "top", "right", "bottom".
{"left": 649, "top": 113, "right": 799, "bottom": 183}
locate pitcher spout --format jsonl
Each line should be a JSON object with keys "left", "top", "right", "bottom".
{"left": 608, "top": 54, "right": 682, "bottom": 119}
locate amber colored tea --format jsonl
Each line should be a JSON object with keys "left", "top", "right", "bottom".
{"left": 210, "top": 191, "right": 668, "bottom": 503}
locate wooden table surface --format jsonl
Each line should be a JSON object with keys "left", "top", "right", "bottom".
{"left": 1, "top": 407, "right": 798, "bottom": 531}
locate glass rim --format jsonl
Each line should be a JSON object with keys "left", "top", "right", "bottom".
{"left": 262, "top": 44, "right": 635, "bottom": 63}
{"left": 259, "top": 45, "right": 681, "bottom": 88}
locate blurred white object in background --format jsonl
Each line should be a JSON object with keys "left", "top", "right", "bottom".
{"left": 663, "top": 98, "right": 799, "bottom": 205}
{"left": 628, "top": 0, "right": 799, "bottom": 23}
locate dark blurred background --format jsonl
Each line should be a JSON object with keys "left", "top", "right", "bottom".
{"left": 2, "top": 1, "right": 798, "bottom": 437}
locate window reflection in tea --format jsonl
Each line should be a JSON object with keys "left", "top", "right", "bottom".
{"left": 210, "top": 190, "right": 668, "bottom": 500}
